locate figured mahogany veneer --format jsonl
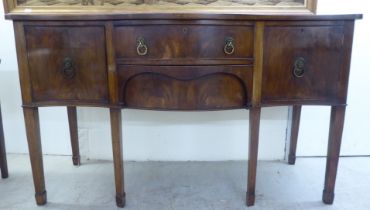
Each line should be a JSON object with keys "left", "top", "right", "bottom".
{"left": 25, "top": 26, "right": 109, "bottom": 105}
{"left": 118, "top": 65, "right": 253, "bottom": 110}
{"left": 262, "top": 24, "right": 349, "bottom": 105}
{"left": 3, "top": 11, "right": 361, "bottom": 208}
{"left": 114, "top": 24, "right": 254, "bottom": 61}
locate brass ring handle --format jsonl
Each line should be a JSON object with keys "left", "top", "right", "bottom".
{"left": 137, "top": 37, "right": 148, "bottom": 56}
{"left": 224, "top": 37, "right": 235, "bottom": 55}
{"left": 62, "top": 57, "right": 76, "bottom": 79}
{"left": 293, "top": 57, "right": 306, "bottom": 78}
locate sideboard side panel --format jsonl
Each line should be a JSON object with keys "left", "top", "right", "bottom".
{"left": 336, "top": 21, "right": 355, "bottom": 104}
{"left": 13, "top": 21, "right": 33, "bottom": 105}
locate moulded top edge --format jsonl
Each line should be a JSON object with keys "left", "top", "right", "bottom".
{"left": 4, "top": 10, "right": 363, "bottom": 21}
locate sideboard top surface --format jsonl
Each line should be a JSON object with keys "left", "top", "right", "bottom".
{"left": 3, "top": 0, "right": 363, "bottom": 21}
{"left": 3, "top": 12, "right": 362, "bottom": 21}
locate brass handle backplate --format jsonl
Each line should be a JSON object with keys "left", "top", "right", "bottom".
{"left": 224, "top": 37, "right": 235, "bottom": 55}
{"left": 137, "top": 37, "right": 148, "bottom": 56}
{"left": 62, "top": 57, "right": 76, "bottom": 79}
{"left": 293, "top": 57, "right": 306, "bottom": 78}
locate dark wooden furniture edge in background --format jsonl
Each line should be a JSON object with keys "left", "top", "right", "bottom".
{"left": 0, "top": 104, "right": 9, "bottom": 179}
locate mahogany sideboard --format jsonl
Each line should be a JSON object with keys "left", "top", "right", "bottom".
{"left": 3, "top": 1, "right": 362, "bottom": 207}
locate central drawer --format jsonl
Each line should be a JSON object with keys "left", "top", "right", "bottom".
{"left": 114, "top": 24, "right": 254, "bottom": 62}
{"left": 117, "top": 65, "right": 252, "bottom": 110}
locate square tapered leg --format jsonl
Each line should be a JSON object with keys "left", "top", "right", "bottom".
{"left": 67, "top": 106, "right": 80, "bottom": 166}
{"left": 322, "top": 106, "right": 346, "bottom": 204}
{"left": 246, "top": 107, "right": 261, "bottom": 206}
{"left": 110, "top": 108, "right": 126, "bottom": 207}
{"left": 23, "top": 107, "right": 47, "bottom": 205}
{"left": 288, "top": 105, "right": 302, "bottom": 165}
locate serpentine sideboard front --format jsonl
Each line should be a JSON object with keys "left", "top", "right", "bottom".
{"left": 3, "top": 7, "right": 361, "bottom": 207}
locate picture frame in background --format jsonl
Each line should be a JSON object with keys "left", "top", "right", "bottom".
{"left": 3, "top": 0, "right": 317, "bottom": 15}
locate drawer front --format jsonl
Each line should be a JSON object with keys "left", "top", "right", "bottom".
{"left": 114, "top": 25, "right": 254, "bottom": 61}
{"left": 25, "top": 26, "right": 109, "bottom": 104}
{"left": 261, "top": 25, "right": 346, "bottom": 105}
{"left": 117, "top": 65, "right": 252, "bottom": 110}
